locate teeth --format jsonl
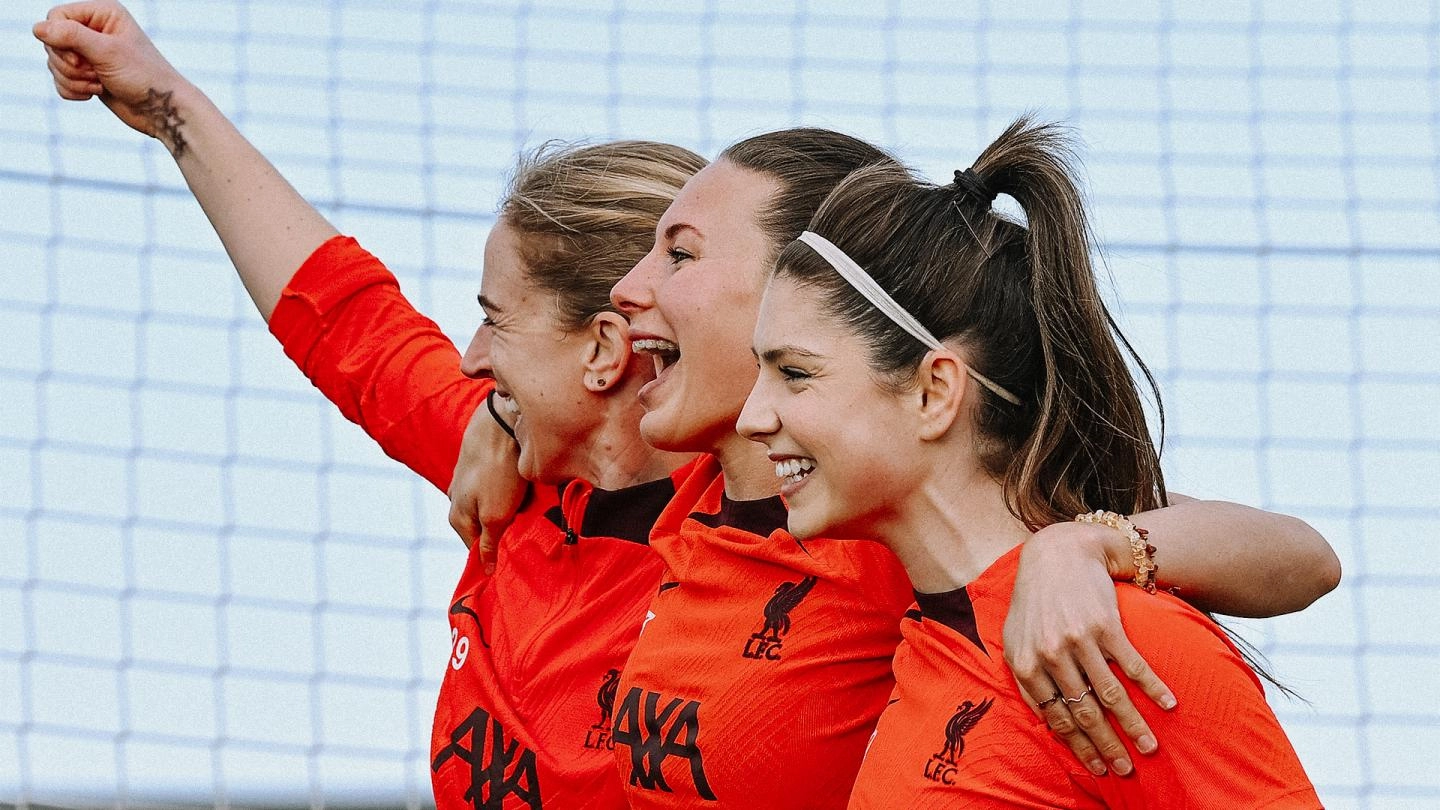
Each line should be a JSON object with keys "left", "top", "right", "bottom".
{"left": 495, "top": 392, "right": 521, "bottom": 416}
{"left": 632, "top": 338, "right": 680, "bottom": 355}
{"left": 634, "top": 338, "right": 681, "bottom": 375}
{"left": 772, "top": 458, "right": 816, "bottom": 483}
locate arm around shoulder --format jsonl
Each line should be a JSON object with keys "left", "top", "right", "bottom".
{"left": 1131, "top": 495, "right": 1341, "bottom": 617}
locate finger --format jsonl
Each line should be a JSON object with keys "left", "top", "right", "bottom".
{"left": 1041, "top": 663, "right": 1131, "bottom": 777}
{"left": 1105, "top": 631, "right": 1176, "bottom": 712}
{"left": 1077, "top": 645, "right": 1157, "bottom": 756}
{"left": 1010, "top": 656, "right": 1059, "bottom": 719}
{"left": 33, "top": 17, "right": 109, "bottom": 57}
{"left": 448, "top": 498, "right": 479, "bottom": 550}
{"left": 52, "top": 75, "right": 98, "bottom": 101}
{"left": 480, "top": 515, "right": 514, "bottom": 549}
{"left": 47, "top": 46, "right": 98, "bottom": 82}
{"left": 1035, "top": 686, "right": 1108, "bottom": 778}
{"left": 47, "top": 42, "right": 83, "bottom": 69}
{"left": 47, "top": 1, "right": 116, "bottom": 27}
{"left": 477, "top": 528, "right": 498, "bottom": 577}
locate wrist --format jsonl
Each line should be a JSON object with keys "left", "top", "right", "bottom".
{"left": 1075, "top": 510, "right": 1158, "bottom": 592}
{"left": 139, "top": 79, "right": 201, "bottom": 157}
{"left": 1027, "top": 521, "right": 1117, "bottom": 574}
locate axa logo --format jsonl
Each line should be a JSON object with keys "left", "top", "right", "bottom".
{"left": 432, "top": 707, "right": 542, "bottom": 809}
{"left": 612, "top": 687, "right": 716, "bottom": 800}
{"left": 924, "top": 698, "right": 994, "bottom": 785}
{"left": 742, "top": 575, "right": 818, "bottom": 661}
{"left": 584, "top": 668, "right": 622, "bottom": 750}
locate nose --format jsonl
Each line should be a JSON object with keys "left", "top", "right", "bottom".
{"left": 611, "top": 249, "right": 660, "bottom": 317}
{"left": 460, "top": 324, "right": 493, "bottom": 379}
{"left": 737, "top": 374, "right": 781, "bottom": 445}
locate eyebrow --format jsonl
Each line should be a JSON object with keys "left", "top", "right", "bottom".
{"left": 757, "top": 345, "right": 825, "bottom": 364}
{"left": 663, "top": 222, "right": 702, "bottom": 241}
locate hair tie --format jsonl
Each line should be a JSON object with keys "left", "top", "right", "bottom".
{"left": 953, "top": 167, "right": 997, "bottom": 207}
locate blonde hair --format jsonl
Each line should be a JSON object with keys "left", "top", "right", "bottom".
{"left": 500, "top": 140, "right": 708, "bottom": 329}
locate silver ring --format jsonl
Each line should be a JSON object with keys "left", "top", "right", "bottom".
{"left": 1061, "top": 686, "right": 1093, "bottom": 705}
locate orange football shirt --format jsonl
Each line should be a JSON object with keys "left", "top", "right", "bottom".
{"left": 432, "top": 475, "right": 680, "bottom": 808}
{"left": 269, "top": 234, "right": 490, "bottom": 493}
{"left": 847, "top": 545, "right": 1321, "bottom": 809}
{"left": 270, "top": 235, "right": 683, "bottom": 808}
{"left": 612, "top": 454, "right": 915, "bottom": 808}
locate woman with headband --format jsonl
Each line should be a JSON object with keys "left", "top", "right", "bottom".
{"left": 548, "top": 126, "right": 1338, "bottom": 806}
{"left": 35, "top": 4, "right": 706, "bottom": 806}
{"left": 740, "top": 118, "right": 1319, "bottom": 807}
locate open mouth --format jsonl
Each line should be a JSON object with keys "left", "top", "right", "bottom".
{"left": 494, "top": 389, "right": 521, "bottom": 418}
{"left": 493, "top": 389, "right": 522, "bottom": 441}
{"left": 773, "top": 457, "right": 815, "bottom": 487}
{"left": 632, "top": 338, "right": 681, "bottom": 376}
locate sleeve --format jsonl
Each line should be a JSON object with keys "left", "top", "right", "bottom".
{"left": 267, "top": 235, "right": 492, "bottom": 493}
{"left": 1093, "top": 592, "right": 1321, "bottom": 809}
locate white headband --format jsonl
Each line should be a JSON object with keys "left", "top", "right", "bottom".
{"left": 795, "top": 231, "right": 1022, "bottom": 406}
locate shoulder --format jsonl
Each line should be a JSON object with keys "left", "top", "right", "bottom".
{"left": 1115, "top": 588, "right": 1262, "bottom": 691}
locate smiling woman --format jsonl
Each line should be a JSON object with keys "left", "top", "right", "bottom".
{"left": 32, "top": 2, "right": 709, "bottom": 806}
{"left": 744, "top": 117, "right": 1322, "bottom": 808}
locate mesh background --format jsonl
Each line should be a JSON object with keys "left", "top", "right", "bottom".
{"left": 1, "top": 0, "right": 1437, "bottom": 807}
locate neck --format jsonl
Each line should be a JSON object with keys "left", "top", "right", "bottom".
{"left": 713, "top": 429, "right": 781, "bottom": 502}
{"left": 581, "top": 393, "right": 693, "bottom": 491}
{"left": 883, "top": 459, "right": 1031, "bottom": 593}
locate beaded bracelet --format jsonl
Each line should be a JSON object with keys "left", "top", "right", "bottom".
{"left": 1075, "top": 510, "right": 1158, "bottom": 594}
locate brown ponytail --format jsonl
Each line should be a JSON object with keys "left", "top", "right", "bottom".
{"left": 775, "top": 116, "right": 1166, "bottom": 529}
{"left": 775, "top": 118, "right": 1297, "bottom": 690}
{"left": 971, "top": 118, "right": 1168, "bottom": 525}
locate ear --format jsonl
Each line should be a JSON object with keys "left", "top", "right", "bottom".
{"left": 913, "top": 349, "right": 968, "bottom": 441}
{"left": 579, "top": 311, "right": 630, "bottom": 393}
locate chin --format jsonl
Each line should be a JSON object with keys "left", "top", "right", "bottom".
{"left": 789, "top": 502, "right": 871, "bottom": 543}
{"left": 638, "top": 409, "right": 702, "bottom": 454}
{"left": 784, "top": 506, "right": 829, "bottom": 541}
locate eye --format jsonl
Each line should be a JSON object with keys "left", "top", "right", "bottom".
{"left": 779, "top": 366, "right": 811, "bottom": 382}
{"left": 667, "top": 247, "right": 694, "bottom": 264}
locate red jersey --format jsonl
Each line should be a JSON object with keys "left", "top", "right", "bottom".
{"left": 269, "top": 235, "right": 489, "bottom": 493}
{"left": 612, "top": 454, "right": 915, "bottom": 808}
{"left": 848, "top": 546, "right": 1321, "bottom": 809}
{"left": 432, "top": 475, "right": 679, "bottom": 808}
{"left": 269, "top": 235, "right": 681, "bottom": 808}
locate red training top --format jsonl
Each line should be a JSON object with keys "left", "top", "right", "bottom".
{"left": 612, "top": 454, "right": 915, "bottom": 808}
{"left": 269, "top": 235, "right": 490, "bottom": 494}
{"left": 269, "top": 235, "right": 680, "bottom": 808}
{"left": 432, "top": 475, "right": 680, "bottom": 808}
{"left": 847, "top": 546, "right": 1321, "bottom": 809}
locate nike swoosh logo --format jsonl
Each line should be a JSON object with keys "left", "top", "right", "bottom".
{"left": 658, "top": 581, "right": 680, "bottom": 593}
{"left": 449, "top": 595, "right": 480, "bottom": 622}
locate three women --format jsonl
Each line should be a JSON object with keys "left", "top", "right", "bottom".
{"left": 39, "top": 3, "right": 1336, "bottom": 805}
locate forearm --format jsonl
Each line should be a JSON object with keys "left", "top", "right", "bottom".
{"left": 161, "top": 79, "right": 337, "bottom": 319}
{"left": 1123, "top": 497, "right": 1341, "bottom": 617}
